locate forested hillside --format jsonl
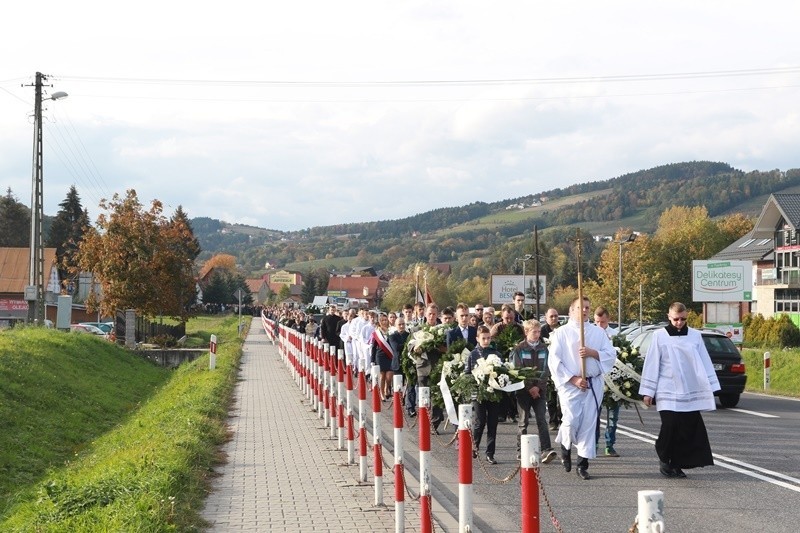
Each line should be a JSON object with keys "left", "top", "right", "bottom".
{"left": 191, "top": 161, "right": 800, "bottom": 283}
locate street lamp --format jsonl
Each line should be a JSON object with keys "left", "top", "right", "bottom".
{"left": 516, "top": 254, "right": 533, "bottom": 313}
{"left": 26, "top": 72, "right": 68, "bottom": 325}
{"left": 615, "top": 233, "right": 636, "bottom": 331}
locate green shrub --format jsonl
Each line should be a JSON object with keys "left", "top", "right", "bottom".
{"left": 742, "top": 313, "right": 800, "bottom": 348}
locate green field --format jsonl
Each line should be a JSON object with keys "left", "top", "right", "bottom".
{"left": 435, "top": 189, "right": 615, "bottom": 237}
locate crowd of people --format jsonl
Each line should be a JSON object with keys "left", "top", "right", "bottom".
{"left": 261, "top": 294, "right": 721, "bottom": 481}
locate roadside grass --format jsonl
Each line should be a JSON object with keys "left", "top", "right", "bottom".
{"left": 0, "top": 315, "right": 246, "bottom": 531}
{"left": 742, "top": 347, "right": 800, "bottom": 398}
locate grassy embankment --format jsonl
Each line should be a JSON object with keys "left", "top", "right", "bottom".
{"left": 0, "top": 314, "right": 246, "bottom": 531}
{"left": 741, "top": 347, "right": 800, "bottom": 398}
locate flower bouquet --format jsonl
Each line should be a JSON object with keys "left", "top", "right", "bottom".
{"left": 400, "top": 323, "right": 449, "bottom": 386}
{"left": 602, "top": 336, "right": 645, "bottom": 409}
{"left": 450, "top": 353, "right": 526, "bottom": 404}
{"left": 431, "top": 346, "right": 469, "bottom": 408}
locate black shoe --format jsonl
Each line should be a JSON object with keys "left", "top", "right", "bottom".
{"left": 576, "top": 467, "right": 590, "bottom": 480}
{"left": 673, "top": 468, "right": 687, "bottom": 478}
{"left": 541, "top": 450, "right": 558, "bottom": 464}
{"left": 561, "top": 448, "right": 572, "bottom": 472}
{"left": 659, "top": 461, "right": 677, "bottom": 478}
{"left": 472, "top": 450, "right": 478, "bottom": 459}
{"left": 486, "top": 455, "right": 497, "bottom": 465}
{"left": 432, "top": 424, "right": 440, "bottom": 435}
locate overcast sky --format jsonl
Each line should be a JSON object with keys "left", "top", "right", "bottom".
{"left": 2, "top": 2, "right": 799, "bottom": 232}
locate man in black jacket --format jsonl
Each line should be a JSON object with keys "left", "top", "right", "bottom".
{"left": 320, "top": 305, "right": 342, "bottom": 348}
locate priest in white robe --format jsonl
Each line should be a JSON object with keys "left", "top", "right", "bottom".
{"left": 548, "top": 296, "right": 616, "bottom": 480}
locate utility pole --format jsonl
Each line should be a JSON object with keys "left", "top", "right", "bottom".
{"left": 26, "top": 72, "right": 45, "bottom": 325}
{"left": 24, "top": 72, "right": 67, "bottom": 326}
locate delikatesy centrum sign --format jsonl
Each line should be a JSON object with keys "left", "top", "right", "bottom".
{"left": 692, "top": 260, "right": 752, "bottom": 302}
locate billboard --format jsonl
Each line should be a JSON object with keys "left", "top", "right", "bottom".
{"left": 692, "top": 260, "right": 752, "bottom": 302}
{"left": 490, "top": 275, "right": 547, "bottom": 305}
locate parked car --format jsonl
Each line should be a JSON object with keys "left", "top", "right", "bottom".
{"left": 70, "top": 323, "right": 108, "bottom": 338}
{"left": 79, "top": 321, "right": 113, "bottom": 334}
{"left": 629, "top": 328, "right": 747, "bottom": 408}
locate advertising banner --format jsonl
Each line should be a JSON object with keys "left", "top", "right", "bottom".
{"left": 490, "top": 275, "right": 547, "bottom": 305}
{"left": 692, "top": 260, "right": 752, "bottom": 302}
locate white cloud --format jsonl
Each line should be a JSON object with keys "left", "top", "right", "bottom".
{"left": 2, "top": 2, "right": 800, "bottom": 231}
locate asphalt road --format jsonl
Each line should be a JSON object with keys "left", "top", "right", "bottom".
{"left": 394, "top": 391, "right": 800, "bottom": 532}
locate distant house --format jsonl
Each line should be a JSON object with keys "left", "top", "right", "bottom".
{"left": 326, "top": 273, "right": 386, "bottom": 309}
{"left": 0, "top": 247, "right": 70, "bottom": 325}
{"left": 245, "top": 278, "right": 270, "bottom": 305}
{"left": 707, "top": 193, "right": 800, "bottom": 322}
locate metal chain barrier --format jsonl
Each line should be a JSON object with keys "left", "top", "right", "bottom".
{"left": 468, "top": 430, "right": 521, "bottom": 484}
{"left": 432, "top": 427, "right": 459, "bottom": 447}
{"left": 534, "top": 465, "right": 564, "bottom": 533}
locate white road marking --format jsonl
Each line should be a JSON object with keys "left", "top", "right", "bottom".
{"left": 612, "top": 423, "right": 800, "bottom": 493}
{"left": 726, "top": 407, "right": 779, "bottom": 418}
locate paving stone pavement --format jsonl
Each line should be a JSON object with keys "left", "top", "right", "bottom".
{"left": 201, "top": 319, "right": 453, "bottom": 532}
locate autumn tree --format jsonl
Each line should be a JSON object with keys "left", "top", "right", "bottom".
{"left": 202, "top": 253, "right": 237, "bottom": 272}
{"left": 587, "top": 207, "right": 754, "bottom": 322}
{"left": 0, "top": 188, "right": 30, "bottom": 247}
{"left": 46, "top": 185, "right": 90, "bottom": 291}
{"left": 75, "top": 190, "right": 199, "bottom": 321}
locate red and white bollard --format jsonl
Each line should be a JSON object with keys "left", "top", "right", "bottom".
{"left": 322, "top": 342, "right": 331, "bottom": 427}
{"left": 521, "top": 434, "right": 541, "bottom": 533}
{"left": 318, "top": 340, "right": 326, "bottom": 417}
{"left": 393, "top": 374, "right": 405, "bottom": 533}
{"left": 418, "top": 386, "right": 432, "bottom": 533}
{"left": 371, "top": 364, "right": 384, "bottom": 505}
{"left": 358, "top": 365, "right": 368, "bottom": 482}
{"left": 345, "top": 352, "right": 356, "bottom": 464}
{"left": 301, "top": 335, "right": 309, "bottom": 400}
{"left": 337, "top": 349, "right": 346, "bottom": 450}
{"left": 209, "top": 334, "right": 217, "bottom": 371}
{"left": 329, "top": 345, "right": 338, "bottom": 439}
{"left": 637, "top": 490, "right": 665, "bottom": 532}
{"left": 458, "top": 403, "right": 473, "bottom": 532}
{"left": 764, "top": 351, "right": 771, "bottom": 389}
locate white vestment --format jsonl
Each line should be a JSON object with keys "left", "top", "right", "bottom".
{"left": 548, "top": 319, "right": 616, "bottom": 458}
{"left": 639, "top": 328, "right": 720, "bottom": 412}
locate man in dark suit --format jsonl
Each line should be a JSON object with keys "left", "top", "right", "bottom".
{"left": 320, "top": 305, "right": 342, "bottom": 349}
{"left": 446, "top": 302, "right": 477, "bottom": 349}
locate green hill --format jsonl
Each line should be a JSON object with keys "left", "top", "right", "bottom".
{"left": 191, "top": 162, "right": 800, "bottom": 276}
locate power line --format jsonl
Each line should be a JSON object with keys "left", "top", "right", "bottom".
{"left": 55, "top": 66, "right": 800, "bottom": 87}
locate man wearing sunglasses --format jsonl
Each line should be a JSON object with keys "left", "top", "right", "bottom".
{"left": 640, "top": 302, "right": 720, "bottom": 479}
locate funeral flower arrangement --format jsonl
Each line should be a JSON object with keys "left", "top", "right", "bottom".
{"left": 430, "top": 345, "right": 469, "bottom": 408}
{"left": 400, "top": 323, "right": 451, "bottom": 385}
{"left": 449, "top": 353, "right": 531, "bottom": 404}
{"left": 602, "top": 336, "right": 644, "bottom": 409}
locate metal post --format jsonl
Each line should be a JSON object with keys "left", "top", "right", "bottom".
{"left": 371, "top": 365, "right": 383, "bottom": 506}
{"left": 418, "top": 387, "right": 432, "bottom": 533}
{"left": 458, "top": 403, "right": 474, "bottom": 532}
{"left": 637, "top": 490, "right": 665, "bottom": 533}
{"left": 521, "top": 435, "right": 541, "bottom": 533}
{"left": 393, "top": 374, "right": 404, "bottom": 532}
{"left": 358, "top": 367, "right": 368, "bottom": 482}
{"left": 346, "top": 352, "right": 356, "bottom": 464}
{"left": 337, "top": 349, "right": 346, "bottom": 450}
{"left": 534, "top": 226, "right": 541, "bottom": 319}
{"left": 618, "top": 239, "right": 623, "bottom": 329}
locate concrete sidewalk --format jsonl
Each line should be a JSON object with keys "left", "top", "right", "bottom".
{"left": 201, "top": 319, "right": 454, "bottom": 531}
